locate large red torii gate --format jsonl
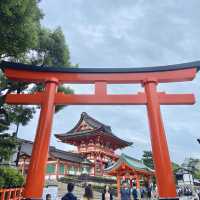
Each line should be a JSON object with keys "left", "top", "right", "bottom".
{"left": 1, "top": 61, "right": 200, "bottom": 200}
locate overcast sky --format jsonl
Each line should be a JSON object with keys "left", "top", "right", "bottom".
{"left": 15, "top": 0, "right": 200, "bottom": 164}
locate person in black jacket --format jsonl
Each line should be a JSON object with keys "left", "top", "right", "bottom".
{"left": 131, "top": 185, "right": 138, "bottom": 200}
{"left": 46, "top": 194, "right": 51, "bottom": 200}
{"left": 102, "top": 185, "right": 113, "bottom": 200}
{"left": 62, "top": 182, "right": 77, "bottom": 200}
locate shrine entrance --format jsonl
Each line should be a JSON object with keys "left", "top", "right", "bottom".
{"left": 1, "top": 60, "right": 200, "bottom": 200}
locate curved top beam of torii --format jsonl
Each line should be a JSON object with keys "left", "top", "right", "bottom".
{"left": 1, "top": 60, "right": 200, "bottom": 73}
{"left": 1, "top": 60, "right": 200, "bottom": 83}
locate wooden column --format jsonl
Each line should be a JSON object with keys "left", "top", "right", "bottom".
{"left": 144, "top": 79, "right": 177, "bottom": 199}
{"left": 130, "top": 179, "right": 133, "bottom": 188}
{"left": 136, "top": 175, "right": 140, "bottom": 189}
{"left": 135, "top": 175, "right": 141, "bottom": 200}
{"left": 100, "top": 153, "right": 104, "bottom": 176}
{"left": 117, "top": 175, "right": 121, "bottom": 200}
{"left": 56, "top": 159, "right": 60, "bottom": 180}
{"left": 93, "top": 153, "right": 96, "bottom": 176}
{"left": 23, "top": 79, "right": 58, "bottom": 199}
{"left": 21, "top": 158, "right": 26, "bottom": 176}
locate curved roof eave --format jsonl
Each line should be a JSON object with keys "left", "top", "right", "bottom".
{"left": 105, "top": 153, "right": 154, "bottom": 174}
{"left": 55, "top": 129, "right": 132, "bottom": 148}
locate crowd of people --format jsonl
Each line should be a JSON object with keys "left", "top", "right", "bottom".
{"left": 45, "top": 181, "right": 155, "bottom": 200}
{"left": 177, "top": 186, "right": 193, "bottom": 197}
{"left": 177, "top": 186, "right": 200, "bottom": 199}
{"left": 119, "top": 181, "right": 154, "bottom": 200}
{"left": 59, "top": 182, "right": 113, "bottom": 200}
{"left": 45, "top": 182, "right": 200, "bottom": 199}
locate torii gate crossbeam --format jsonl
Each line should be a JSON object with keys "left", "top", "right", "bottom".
{"left": 1, "top": 61, "right": 200, "bottom": 200}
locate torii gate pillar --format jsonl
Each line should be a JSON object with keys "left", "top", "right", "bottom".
{"left": 23, "top": 79, "right": 58, "bottom": 198}
{"left": 144, "top": 79, "right": 177, "bottom": 199}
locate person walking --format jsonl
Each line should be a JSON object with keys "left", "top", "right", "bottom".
{"left": 147, "top": 186, "right": 152, "bottom": 199}
{"left": 131, "top": 185, "right": 138, "bottom": 200}
{"left": 81, "top": 185, "right": 94, "bottom": 200}
{"left": 46, "top": 194, "right": 51, "bottom": 200}
{"left": 102, "top": 185, "right": 113, "bottom": 200}
{"left": 120, "top": 182, "right": 131, "bottom": 200}
{"left": 61, "top": 183, "right": 77, "bottom": 200}
{"left": 197, "top": 188, "right": 200, "bottom": 200}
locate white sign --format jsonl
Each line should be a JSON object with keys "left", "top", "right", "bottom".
{"left": 42, "top": 185, "right": 58, "bottom": 200}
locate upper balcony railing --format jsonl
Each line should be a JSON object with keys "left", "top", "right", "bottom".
{"left": 78, "top": 145, "right": 115, "bottom": 157}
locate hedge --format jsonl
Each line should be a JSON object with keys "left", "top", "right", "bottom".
{"left": 0, "top": 166, "right": 24, "bottom": 188}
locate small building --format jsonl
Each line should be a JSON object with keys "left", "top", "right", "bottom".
{"left": 104, "top": 153, "right": 154, "bottom": 198}
{"left": 176, "top": 168, "right": 194, "bottom": 186}
{"left": 55, "top": 112, "right": 132, "bottom": 176}
{"left": 17, "top": 139, "right": 92, "bottom": 180}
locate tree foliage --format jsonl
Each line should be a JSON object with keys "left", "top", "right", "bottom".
{"left": 0, "top": 166, "right": 24, "bottom": 188}
{"left": 142, "top": 150, "right": 154, "bottom": 169}
{"left": 31, "top": 27, "right": 71, "bottom": 66}
{"left": 0, "top": 0, "right": 42, "bottom": 59}
{"left": 142, "top": 150, "right": 180, "bottom": 174}
{"left": 0, "top": 0, "right": 75, "bottom": 133}
{"left": 0, "top": 133, "right": 18, "bottom": 162}
{"left": 172, "top": 162, "right": 180, "bottom": 173}
{"left": 183, "top": 158, "right": 200, "bottom": 179}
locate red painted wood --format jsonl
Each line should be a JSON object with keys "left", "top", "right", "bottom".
{"left": 4, "top": 67, "right": 196, "bottom": 83}
{"left": 0, "top": 188, "right": 23, "bottom": 200}
{"left": 3, "top": 65, "right": 197, "bottom": 199}
{"left": 23, "top": 79, "right": 58, "bottom": 199}
{"left": 144, "top": 80, "right": 177, "bottom": 198}
{"left": 117, "top": 175, "right": 121, "bottom": 199}
{"left": 6, "top": 92, "right": 194, "bottom": 105}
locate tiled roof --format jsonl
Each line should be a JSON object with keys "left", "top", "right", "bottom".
{"left": 104, "top": 153, "right": 154, "bottom": 173}
{"left": 63, "top": 112, "right": 112, "bottom": 134}
{"left": 18, "top": 138, "right": 91, "bottom": 165}
{"left": 55, "top": 112, "right": 133, "bottom": 148}
{"left": 49, "top": 147, "right": 91, "bottom": 164}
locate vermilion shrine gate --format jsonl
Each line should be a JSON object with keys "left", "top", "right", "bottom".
{"left": 1, "top": 60, "right": 200, "bottom": 200}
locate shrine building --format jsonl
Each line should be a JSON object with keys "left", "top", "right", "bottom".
{"left": 17, "top": 139, "right": 92, "bottom": 180}
{"left": 55, "top": 112, "right": 133, "bottom": 176}
{"left": 17, "top": 112, "right": 132, "bottom": 179}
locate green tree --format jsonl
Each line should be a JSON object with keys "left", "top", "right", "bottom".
{"left": 142, "top": 150, "right": 154, "bottom": 169}
{"left": 0, "top": 166, "right": 24, "bottom": 188}
{"left": 0, "top": 133, "right": 18, "bottom": 162}
{"left": 31, "top": 27, "right": 71, "bottom": 66}
{"left": 194, "top": 170, "right": 200, "bottom": 179}
{"left": 183, "top": 158, "right": 200, "bottom": 179}
{"left": 0, "top": 0, "right": 42, "bottom": 59}
{"left": 0, "top": 0, "right": 42, "bottom": 133}
{"left": 142, "top": 150, "right": 179, "bottom": 173}
{"left": 30, "top": 27, "right": 75, "bottom": 112}
{"left": 4, "top": 105, "right": 36, "bottom": 134}
{"left": 142, "top": 151, "right": 181, "bottom": 186}
{"left": 172, "top": 162, "right": 180, "bottom": 173}
{"left": 0, "top": 0, "right": 75, "bottom": 133}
